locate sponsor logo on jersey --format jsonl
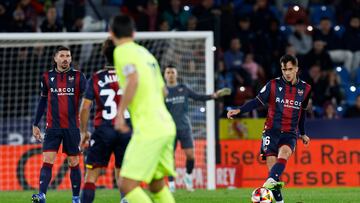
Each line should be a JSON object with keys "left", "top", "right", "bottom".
{"left": 275, "top": 97, "right": 302, "bottom": 109}
{"left": 298, "top": 89, "right": 304, "bottom": 96}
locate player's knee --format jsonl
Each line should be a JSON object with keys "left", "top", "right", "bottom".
{"left": 67, "top": 156, "right": 79, "bottom": 167}
{"left": 278, "top": 146, "right": 292, "bottom": 159}
{"left": 43, "top": 154, "right": 56, "bottom": 164}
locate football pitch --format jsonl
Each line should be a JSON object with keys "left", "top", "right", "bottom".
{"left": 0, "top": 188, "right": 359, "bottom": 203}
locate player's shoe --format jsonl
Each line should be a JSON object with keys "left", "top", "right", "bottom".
{"left": 72, "top": 196, "right": 80, "bottom": 203}
{"left": 183, "top": 173, "right": 194, "bottom": 192}
{"left": 262, "top": 178, "right": 285, "bottom": 190}
{"left": 120, "top": 198, "right": 128, "bottom": 203}
{"left": 168, "top": 180, "right": 176, "bottom": 193}
{"left": 31, "top": 193, "right": 45, "bottom": 203}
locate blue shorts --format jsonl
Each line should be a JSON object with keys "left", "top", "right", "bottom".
{"left": 260, "top": 130, "right": 297, "bottom": 160}
{"left": 85, "top": 125, "right": 131, "bottom": 169}
{"left": 43, "top": 129, "right": 80, "bottom": 156}
{"left": 174, "top": 129, "right": 194, "bottom": 149}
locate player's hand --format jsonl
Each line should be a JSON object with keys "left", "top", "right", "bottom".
{"left": 300, "top": 134, "right": 310, "bottom": 147}
{"left": 115, "top": 113, "right": 130, "bottom": 133}
{"left": 227, "top": 109, "right": 240, "bottom": 119}
{"left": 80, "top": 131, "right": 91, "bottom": 151}
{"left": 32, "top": 125, "right": 42, "bottom": 142}
{"left": 215, "top": 88, "right": 232, "bottom": 98}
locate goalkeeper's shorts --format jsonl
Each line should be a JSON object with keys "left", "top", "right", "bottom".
{"left": 120, "top": 132, "right": 176, "bottom": 183}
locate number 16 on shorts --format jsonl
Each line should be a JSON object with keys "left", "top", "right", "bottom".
{"left": 262, "top": 135, "right": 271, "bottom": 151}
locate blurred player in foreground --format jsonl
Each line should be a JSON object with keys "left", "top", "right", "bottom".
{"left": 32, "top": 46, "right": 87, "bottom": 203}
{"left": 227, "top": 54, "right": 311, "bottom": 203}
{"left": 164, "top": 65, "right": 231, "bottom": 192}
{"left": 79, "top": 39, "right": 131, "bottom": 203}
{"left": 111, "top": 14, "right": 177, "bottom": 203}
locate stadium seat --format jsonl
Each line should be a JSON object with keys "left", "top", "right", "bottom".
{"left": 344, "top": 85, "right": 358, "bottom": 105}
{"left": 334, "top": 25, "right": 346, "bottom": 38}
{"left": 236, "top": 4, "right": 253, "bottom": 16}
{"left": 335, "top": 66, "right": 350, "bottom": 86}
{"left": 309, "top": 5, "right": 336, "bottom": 25}
{"left": 355, "top": 67, "right": 360, "bottom": 85}
{"left": 269, "top": 6, "right": 283, "bottom": 23}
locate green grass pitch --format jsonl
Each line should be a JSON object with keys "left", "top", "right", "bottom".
{"left": 0, "top": 188, "right": 359, "bottom": 203}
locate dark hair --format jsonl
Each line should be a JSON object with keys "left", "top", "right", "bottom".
{"left": 320, "top": 16, "right": 331, "bottom": 22}
{"left": 280, "top": 54, "right": 298, "bottom": 66}
{"left": 165, "top": 64, "right": 176, "bottom": 69}
{"left": 102, "top": 38, "right": 115, "bottom": 66}
{"left": 54, "top": 46, "right": 70, "bottom": 54}
{"left": 110, "top": 14, "right": 135, "bottom": 38}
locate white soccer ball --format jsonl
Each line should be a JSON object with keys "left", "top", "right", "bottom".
{"left": 251, "top": 187, "right": 274, "bottom": 203}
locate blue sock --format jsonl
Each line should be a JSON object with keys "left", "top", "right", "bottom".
{"left": 39, "top": 163, "right": 53, "bottom": 194}
{"left": 70, "top": 165, "right": 81, "bottom": 196}
{"left": 81, "top": 182, "right": 95, "bottom": 203}
{"left": 269, "top": 158, "right": 287, "bottom": 181}
{"left": 186, "top": 159, "right": 194, "bottom": 174}
{"left": 168, "top": 176, "right": 174, "bottom": 182}
{"left": 272, "top": 188, "right": 283, "bottom": 201}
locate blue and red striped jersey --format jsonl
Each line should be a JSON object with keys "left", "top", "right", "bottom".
{"left": 40, "top": 68, "right": 86, "bottom": 129}
{"left": 84, "top": 68, "right": 129, "bottom": 128}
{"left": 256, "top": 77, "right": 311, "bottom": 134}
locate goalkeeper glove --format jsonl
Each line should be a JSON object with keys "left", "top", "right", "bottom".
{"left": 216, "top": 88, "right": 232, "bottom": 97}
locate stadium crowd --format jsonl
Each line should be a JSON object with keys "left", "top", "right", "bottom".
{"left": 0, "top": 0, "right": 360, "bottom": 119}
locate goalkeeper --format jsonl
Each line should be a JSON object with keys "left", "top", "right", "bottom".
{"left": 164, "top": 65, "right": 231, "bottom": 192}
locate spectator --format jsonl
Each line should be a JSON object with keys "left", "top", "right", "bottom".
{"left": 242, "top": 53, "right": 260, "bottom": 81}
{"left": 250, "top": 0, "right": 276, "bottom": 33}
{"left": 314, "top": 17, "right": 353, "bottom": 71}
{"left": 323, "top": 102, "right": 339, "bottom": 119}
{"left": 343, "top": 14, "right": 360, "bottom": 71}
{"left": 305, "top": 39, "right": 334, "bottom": 72}
{"left": 236, "top": 15, "right": 255, "bottom": 54}
{"left": 136, "top": 0, "right": 159, "bottom": 31}
{"left": 343, "top": 95, "right": 360, "bottom": 118}
{"left": 223, "top": 37, "right": 244, "bottom": 71}
{"left": 40, "top": 6, "right": 63, "bottom": 32}
{"left": 162, "top": 0, "right": 190, "bottom": 31}
{"left": 9, "top": 5, "right": 32, "bottom": 32}
{"left": 63, "top": 0, "right": 85, "bottom": 32}
{"left": 288, "top": 19, "right": 312, "bottom": 55}
{"left": 192, "top": 0, "right": 221, "bottom": 31}
{"left": 158, "top": 19, "right": 170, "bottom": 31}
{"left": 0, "top": 1, "right": 15, "bottom": 32}
{"left": 18, "top": 0, "right": 38, "bottom": 31}
{"left": 187, "top": 15, "right": 198, "bottom": 31}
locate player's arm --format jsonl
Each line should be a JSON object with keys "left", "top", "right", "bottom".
{"left": 33, "top": 96, "right": 47, "bottom": 141}
{"left": 186, "top": 86, "right": 216, "bottom": 101}
{"left": 227, "top": 98, "right": 262, "bottom": 119}
{"left": 299, "top": 87, "right": 312, "bottom": 147}
{"left": 79, "top": 98, "right": 92, "bottom": 150}
{"left": 227, "top": 82, "right": 271, "bottom": 119}
{"left": 115, "top": 65, "right": 138, "bottom": 133}
{"left": 33, "top": 74, "right": 49, "bottom": 142}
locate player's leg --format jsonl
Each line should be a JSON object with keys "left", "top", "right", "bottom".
{"left": 63, "top": 129, "right": 81, "bottom": 203}
{"left": 119, "top": 178, "right": 152, "bottom": 203}
{"left": 178, "top": 129, "right": 195, "bottom": 191}
{"left": 261, "top": 132, "right": 284, "bottom": 190}
{"left": 266, "top": 156, "right": 283, "bottom": 203}
{"left": 32, "top": 130, "right": 61, "bottom": 203}
{"left": 168, "top": 135, "right": 179, "bottom": 192}
{"left": 114, "top": 128, "right": 131, "bottom": 202}
{"left": 148, "top": 135, "right": 176, "bottom": 203}
{"left": 81, "top": 168, "right": 101, "bottom": 203}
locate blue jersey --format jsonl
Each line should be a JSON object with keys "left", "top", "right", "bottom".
{"left": 40, "top": 68, "right": 86, "bottom": 129}
{"left": 257, "top": 77, "right": 311, "bottom": 133}
{"left": 165, "top": 84, "right": 212, "bottom": 130}
{"left": 84, "top": 68, "right": 129, "bottom": 128}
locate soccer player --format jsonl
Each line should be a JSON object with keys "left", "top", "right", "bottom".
{"left": 79, "top": 39, "right": 131, "bottom": 203}
{"left": 164, "top": 65, "right": 230, "bottom": 192}
{"left": 227, "top": 54, "right": 311, "bottom": 203}
{"left": 111, "top": 14, "right": 177, "bottom": 203}
{"left": 32, "top": 46, "right": 87, "bottom": 203}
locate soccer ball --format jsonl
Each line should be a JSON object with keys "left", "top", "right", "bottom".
{"left": 251, "top": 187, "right": 274, "bottom": 203}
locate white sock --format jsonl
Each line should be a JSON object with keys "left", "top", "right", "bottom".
{"left": 276, "top": 200, "right": 284, "bottom": 203}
